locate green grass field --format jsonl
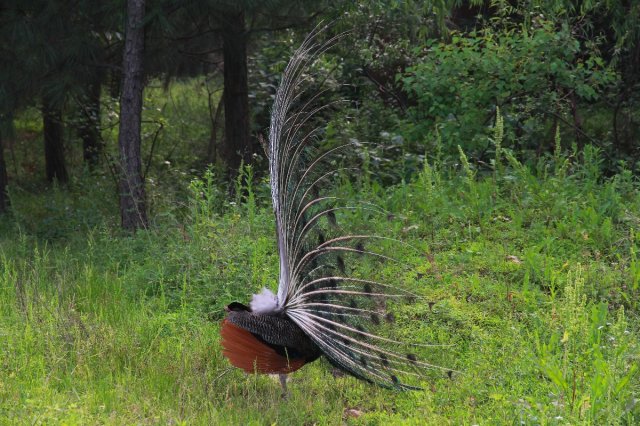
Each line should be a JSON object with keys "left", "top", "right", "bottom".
{"left": 1, "top": 143, "right": 639, "bottom": 425}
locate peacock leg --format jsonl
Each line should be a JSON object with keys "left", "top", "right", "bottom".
{"left": 279, "top": 373, "right": 288, "bottom": 398}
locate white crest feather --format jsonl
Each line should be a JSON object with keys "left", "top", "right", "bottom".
{"left": 250, "top": 288, "right": 278, "bottom": 314}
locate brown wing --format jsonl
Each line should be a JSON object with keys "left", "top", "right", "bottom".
{"left": 220, "top": 320, "right": 307, "bottom": 374}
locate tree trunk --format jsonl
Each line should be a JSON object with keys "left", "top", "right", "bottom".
{"left": 0, "top": 130, "right": 8, "bottom": 213}
{"left": 80, "top": 74, "right": 103, "bottom": 168}
{"left": 207, "top": 93, "right": 224, "bottom": 165}
{"left": 570, "top": 92, "right": 583, "bottom": 149}
{"left": 117, "top": 0, "right": 148, "bottom": 231}
{"left": 221, "top": 11, "right": 251, "bottom": 176}
{"left": 42, "top": 96, "right": 68, "bottom": 183}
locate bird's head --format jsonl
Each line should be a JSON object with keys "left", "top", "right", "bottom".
{"left": 225, "top": 302, "right": 250, "bottom": 312}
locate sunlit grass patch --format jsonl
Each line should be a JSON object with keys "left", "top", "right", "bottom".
{"left": 1, "top": 143, "right": 639, "bottom": 424}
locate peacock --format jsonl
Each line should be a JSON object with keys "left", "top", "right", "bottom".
{"left": 220, "top": 26, "right": 446, "bottom": 391}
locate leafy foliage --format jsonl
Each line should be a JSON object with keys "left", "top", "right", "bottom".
{"left": 402, "top": 16, "right": 617, "bottom": 160}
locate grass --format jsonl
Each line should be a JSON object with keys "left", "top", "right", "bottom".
{"left": 1, "top": 135, "right": 639, "bottom": 425}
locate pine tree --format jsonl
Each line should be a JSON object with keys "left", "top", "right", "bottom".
{"left": 118, "top": 0, "right": 148, "bottom": 231}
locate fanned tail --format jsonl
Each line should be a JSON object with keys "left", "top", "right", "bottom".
{"left": 269, "top": 24, "right": 448, "bottom": 390}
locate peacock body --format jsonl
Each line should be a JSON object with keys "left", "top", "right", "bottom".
{"left": 220, "top": 26, "right": 443, "bottom": 390}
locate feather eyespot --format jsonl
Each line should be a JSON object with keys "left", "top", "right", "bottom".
{"left": 379, "top": 353, "right": 389, "bottom": 367}
{"left": 359, "top": 355, "right": 368, "bottom": 367}
{"left": 327, "top": 210, "right": 337, "bottom": 226}
{"left": 317, "top": 233, "right": 325, "bottom": 245}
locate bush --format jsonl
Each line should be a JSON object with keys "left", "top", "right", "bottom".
{"left": 401, "top": 16, "right": 617, "bottom": 163}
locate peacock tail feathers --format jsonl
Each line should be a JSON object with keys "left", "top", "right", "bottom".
{"left": 249, "top": 24, "right": 449, "bottom": 390}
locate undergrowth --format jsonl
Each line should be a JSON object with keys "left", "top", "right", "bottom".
{"left": 1, "top": 139, "right": 639, "bottom": 424}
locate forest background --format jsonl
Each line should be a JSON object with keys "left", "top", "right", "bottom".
{"left": 1, "top": 1, "right": 639, "bottom": 424}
